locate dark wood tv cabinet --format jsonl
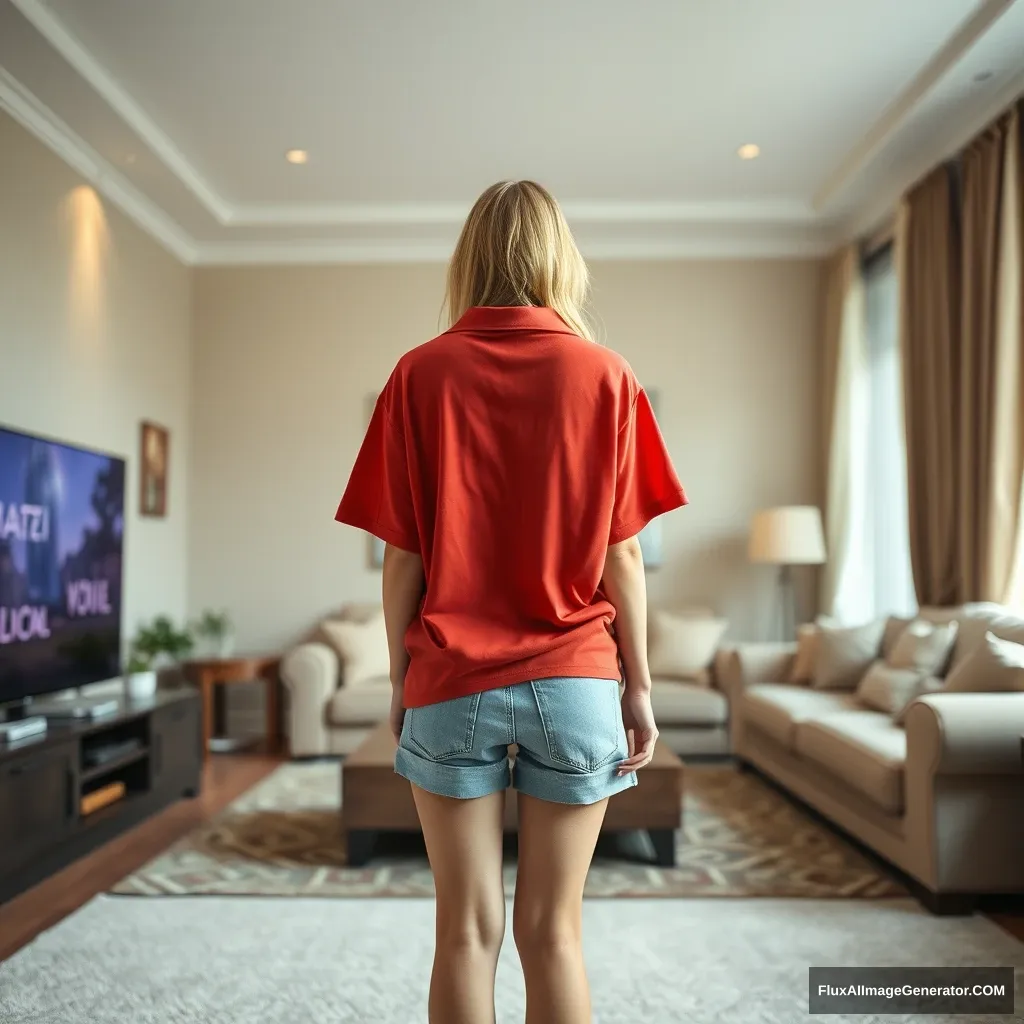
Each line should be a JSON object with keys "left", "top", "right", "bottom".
{"left": 0, "top": 688, "right": 201, "bottom": 905}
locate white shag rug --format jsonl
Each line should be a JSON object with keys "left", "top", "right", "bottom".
{"left": 1, "top": 896, "right": 1021, "bottom": 1023}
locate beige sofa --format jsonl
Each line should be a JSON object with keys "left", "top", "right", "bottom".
{"left": 281, "top": 604, "right": 732, "bottom": 758}
{"left": 723, "top": 604, "right": 1024, "bottom": 913}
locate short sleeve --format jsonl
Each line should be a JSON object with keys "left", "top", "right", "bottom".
{"left": 335, "top": 377, "right": 419, "bottom": 553}
{"left": 609, "top": 388, "right": 688, "bottom": 544}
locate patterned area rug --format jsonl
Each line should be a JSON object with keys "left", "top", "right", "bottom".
{"left": 112, "top": 763, "right": 905, "bottom": 898}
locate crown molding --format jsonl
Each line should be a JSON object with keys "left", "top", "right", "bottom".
{"left": 0, "top": 67, "right": 196, "bottom": 263}
{"left": 840, "top": 63, "right": 1024, "bottom": 241}
{"left": 10, "top": 0, "right": 232, "bottom": 223}
{"left": 814, "top": 0, "right": 1017, "bottom": 211}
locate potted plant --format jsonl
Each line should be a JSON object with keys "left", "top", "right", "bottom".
{"left": 192, "top": 609, "right": 235, "bottom": 658}
{"left": 124, "top": 616, "right": 194, "bottom": 700}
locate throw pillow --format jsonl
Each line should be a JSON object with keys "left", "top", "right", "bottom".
{"left": 887, "top": 619, "right": 958, "bottom": 675}
{"left": 647, "top": 610, "right": 727, "bottom": 680}
{"left": 320, "top": 612, "right": 390, "bottom": 687}
{"left": 811, "top": 619, "right": 885, "bottom": 690}
{"left": 856, "top": 661, "right": 931, "bottom": 715}
{"left": 892, "top": 677, "right": 944, "bottom": 726}
{"left": 789, "top": 616, "right": 839, "bottom": 684}
{"left": 940, "top": 631, "right": 1024, "bottom": 693}
{"left": 881, "top": 616, "right": 914, "bottom": 660}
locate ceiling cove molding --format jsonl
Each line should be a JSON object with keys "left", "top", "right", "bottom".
{"left": 225, "top": 198, "right": 818, "bottom": 228}
{"left": 0, "top": 67, "right": 196, "bottom": 262}
{"left": 842, "top": 62, "right": 1024, "bottom": 240}
{"left": 10, "top": 0, "right": 232, "bottom": 223}
{"left": 814, "top": 0, "right": 1017, "bottom": 212}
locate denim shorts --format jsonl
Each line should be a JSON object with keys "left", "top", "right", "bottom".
{"left": 394, "top": 677, "right": 637, "bottom": 805}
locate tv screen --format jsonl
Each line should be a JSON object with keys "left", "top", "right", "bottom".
{"left": 0, "top": 425, "right": 124, "bottom": 705}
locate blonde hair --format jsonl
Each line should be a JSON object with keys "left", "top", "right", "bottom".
{"left": 445, "top": 181, "right": 592, "bottom": 340}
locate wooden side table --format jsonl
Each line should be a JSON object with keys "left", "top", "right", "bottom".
{"left": 185, "top": 655, "right": 281, "bottom": 762}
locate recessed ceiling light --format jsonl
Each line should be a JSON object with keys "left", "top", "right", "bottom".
{"left": 737, "top": 143, "right": 761, "bottom": 160}
{"left": 285, "top": 149, "right": 309, "bottom": 165}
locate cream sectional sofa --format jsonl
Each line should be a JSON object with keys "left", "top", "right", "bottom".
{"left": 723, "top": 604, "right": 1024, "bottom": 913}
{"left": 282, "top": 603, "right": 732, "bottom": 758}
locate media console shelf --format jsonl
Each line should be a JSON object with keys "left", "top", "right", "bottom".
{"left": 0, "top": 688, "right": 201, "bottom": 905}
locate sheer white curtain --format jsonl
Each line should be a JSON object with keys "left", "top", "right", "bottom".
{"left": 825, "top": 246, "right": 916, "bottom": 623}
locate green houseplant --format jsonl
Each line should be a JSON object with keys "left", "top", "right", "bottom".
{"left": 124, "top": 616, "right": 194, "bottom": 699}
{"left": 191, "top": 609, "right": 235, "bottom": 658}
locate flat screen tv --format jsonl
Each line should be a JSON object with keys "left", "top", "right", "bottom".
{"left": 0, "top": 425, "right": 124, "bottom": 707}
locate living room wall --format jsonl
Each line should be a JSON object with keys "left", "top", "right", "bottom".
{"left": 0, "top": 111, "right": 192, "bottom": 640}
{"left": 191, "top": 257, "right": 823, "bottom": 657}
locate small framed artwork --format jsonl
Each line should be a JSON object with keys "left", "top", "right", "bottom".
{"left": 139, "top": 421, "right": 169, "bottom": 518}
{"left": 638, "top": 387, "right": 664, "bottom": 570}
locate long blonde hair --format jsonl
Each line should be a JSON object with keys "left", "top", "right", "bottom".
{"left": 445, "top": 181, "right": 592, "bottom": 340}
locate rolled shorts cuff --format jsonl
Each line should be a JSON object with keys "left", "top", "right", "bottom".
{"left": 394, "top": 745, "right": 511, "bottom": 800}
{"left": 512, "top": 756, "right": 638, "bottom": 806}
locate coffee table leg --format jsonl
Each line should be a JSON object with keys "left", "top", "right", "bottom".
{"left": 649, "top": 828, "right": 676, "bottom": 867}
{"left": 345, "top": 829, "right": 377, "bottom": 867}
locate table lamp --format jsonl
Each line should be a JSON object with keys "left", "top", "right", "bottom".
{"left": 748, "top": 506, "right": 826, "bottom": 639}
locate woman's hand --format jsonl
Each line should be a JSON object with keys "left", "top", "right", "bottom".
{"left": 389, "top": 681, "right": 406, "bottom": 744}
{"left": 617, "top": 688, "right": 658, "bottom": 774}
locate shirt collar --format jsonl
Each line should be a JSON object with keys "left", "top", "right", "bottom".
{"left": 447, "top": 305, "right": 579, "bottom": 336}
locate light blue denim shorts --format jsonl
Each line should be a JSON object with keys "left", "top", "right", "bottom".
{"left": 394, "top": 677, "right": 637, "bottom": 805}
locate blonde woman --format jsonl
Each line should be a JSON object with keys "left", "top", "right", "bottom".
{"left": 337, "top": 181, "right": 686, "bottom": 1024}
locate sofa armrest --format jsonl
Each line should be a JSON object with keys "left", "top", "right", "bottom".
{"left": 905, "top": 693, "right": 1024, "bottom": 775}
{"left": 717, "top": 642, "right": 797, "bottom": 699}
{"left": 280, "top": 641, "right": 340, "bottom": 757}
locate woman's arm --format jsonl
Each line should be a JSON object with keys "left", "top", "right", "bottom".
{"left": 382, "top": 543, "right": 424, "bottom": 685}
{"left": 600, "top": 536, "right": 651, "bottom": 693}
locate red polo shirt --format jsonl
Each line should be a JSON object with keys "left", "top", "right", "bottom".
{"left": 336, "top": 305, "right": 687, "bottom": 707}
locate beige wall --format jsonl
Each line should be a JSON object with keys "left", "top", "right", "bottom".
{"left": 192, "top": 258, "right": 822, "bottom": 653}
{"left": 0, "top": 111, "right": 192, "bottom": 647}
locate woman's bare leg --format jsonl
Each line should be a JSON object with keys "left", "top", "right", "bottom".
{"left": 412, "top": 785, "right": 507, "bottom": 1024}
{"left": 513, "top": 793, "right": 608, "bottom": 1024}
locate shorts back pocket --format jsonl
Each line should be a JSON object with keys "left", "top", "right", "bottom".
{"left": 530, "top": 677, "right": 623, "bottom": 772}
{"left": 406, "top": 692, "right": 482, "bottom": 760}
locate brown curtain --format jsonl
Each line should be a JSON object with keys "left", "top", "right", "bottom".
{"left": 900, "top": 103, "right": 1024, "bottom": 606}
{"left": 898, "top": 166, "right": 961, "bottom": 605}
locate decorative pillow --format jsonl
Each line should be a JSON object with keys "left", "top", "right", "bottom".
{"left": 856, "top": 661, "right": 932, "bottom": 715}
{"left": 940, "top": 631, "right": 1024, "bottom": 693}
{"left": 881, "top": 616, "right": 914, "bottom": 660}
{"left": 811, "top": 619, "right": 885, "bottom": 690}
{"left": 320, "top": 612, "right": 390, "bottom": 687}
{"left": 887, "top": 619, "right": 958, "bottom": 675}
{"left": 648, "top": 610, "right": 727, "bottom": 680}
{"left": 789, "top": 616, "right": 838, "bottom": 684}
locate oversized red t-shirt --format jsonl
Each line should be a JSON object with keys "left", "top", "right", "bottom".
{"left": 335, "top": 305, "right": 687, "bottom": 707}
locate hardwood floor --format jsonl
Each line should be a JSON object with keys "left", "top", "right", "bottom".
{"left": 0, "top": 748, "right": 281, "bottom": 962}
{"left": 1, "top": 751, "right": 1021, "bottom": 961}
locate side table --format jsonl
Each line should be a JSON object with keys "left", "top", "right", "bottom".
{"left": 185, "top": 655, "right": 282, "bottom": 762}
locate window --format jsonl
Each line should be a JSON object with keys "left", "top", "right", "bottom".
{"left": 862, "top": 246, "right": 916, "bottom": 617}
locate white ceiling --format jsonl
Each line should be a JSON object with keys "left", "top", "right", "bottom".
{"left": 1, "top": 0, "right": 1022, "bottom": 263}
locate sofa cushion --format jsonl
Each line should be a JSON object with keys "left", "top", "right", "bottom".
{"left": 811, "top": 620, "right": 885, "bottom": 690}
{"left": 329, "top": 681, "right": 392, "bottom": 725}
{"left": 650, "top": 678, "right": 728, "bottom": 726}
{"left": 320, "top": 612, "right": 389, "bottom": 687}
{"left": 888, "top": 619, "right": 958, "bottom": 675}
{"left": 855, "top": 661, "right": 925, "bottom": 714}
{"left": 648, "top": 611, "right": 727, "bottom": 679}
{"left": 741, "top": 684, "right": 858, "bottom": 749}
{"left": 941, "top": 631, "right": 1024, "bottom": 693}
{"left": 795, "top": 712, "right": 907, "bottom": 815}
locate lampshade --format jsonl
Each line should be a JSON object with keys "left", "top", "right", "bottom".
{"left": 748, "top": 506, "right": 826, "bottom": 565}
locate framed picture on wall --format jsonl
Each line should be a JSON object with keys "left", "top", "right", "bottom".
{"left": 637, "top": 387, "right": 664, "bottom": 570}
{"left": 139, "top": 421, "right": 169, "bottom": 518}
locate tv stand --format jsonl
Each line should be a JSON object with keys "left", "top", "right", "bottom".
{"left": 0, "top": 688, "right": 201, "bottom": 905}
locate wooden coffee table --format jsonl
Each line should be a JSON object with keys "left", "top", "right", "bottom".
{"left": 340, "top": 723, "right": 684, "bottom": 867}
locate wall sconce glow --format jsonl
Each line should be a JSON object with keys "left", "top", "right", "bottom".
{"left": 65, "top": 186, "right": 110, "bottom": 345}
{"left": 737, "top": 143, "right": 761, "bottom": 160}
{"left": 285, "top": 149, "right": 309, "bottom": 165}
